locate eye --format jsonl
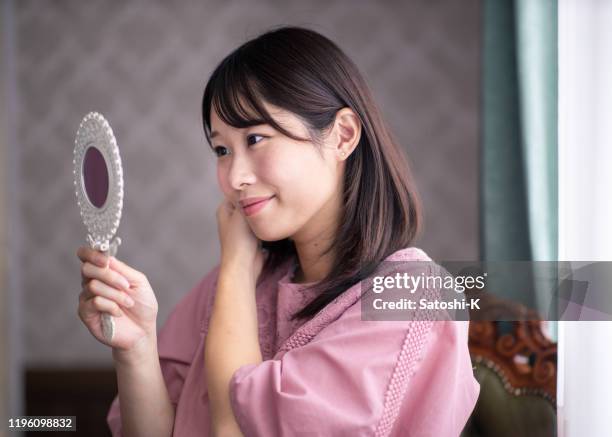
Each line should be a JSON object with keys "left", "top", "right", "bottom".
{"left": 247, "top": 134, "right": 265, "bottom": 146}
{"left": 213, "top": 146, "right": 230, "bottom": 157}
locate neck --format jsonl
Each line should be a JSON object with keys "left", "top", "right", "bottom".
{"left": 291, "top": 195, "right": 341, "bottom": 284}
{"left": 292, "top": 236, "right": 336, "bottom": 284}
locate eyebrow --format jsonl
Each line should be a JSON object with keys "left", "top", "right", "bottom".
{"left": 210, "top": 123, "right": 271, "bottom": 140}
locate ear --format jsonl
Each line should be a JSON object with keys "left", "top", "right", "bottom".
{"left": 331, "top": 107, "right": 361, "bottom": 160}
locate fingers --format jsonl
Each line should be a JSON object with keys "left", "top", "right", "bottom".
{"left": 81, "top": 278, "right": 135, "bottom": 308}
{"left": 76, "top": 246, "right": 108, "bottom": 268}
{"left": 89, "top": 295, "right": 124, "bottom": 317}
{"left": 108, "top": 256, "right": 145, "bottom": 284}
{"left": 76, "top": 246, "right": 139, "bottom": 325}
{"left": 81, "top": 262, "right": 131, "bottom": 291}
{"left": 78, "top": 290, "right": 124, "bottom": 318}
{"left": 217, "top": 199, "right": 236, "bottom": 216}
{"left": 77, "top": 246, "right": 145, "bottom": 286}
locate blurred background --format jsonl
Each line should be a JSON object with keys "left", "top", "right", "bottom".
{"left": 1, "top": 0, "right": 560, "bottom": 436}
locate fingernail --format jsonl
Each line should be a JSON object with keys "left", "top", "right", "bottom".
{"left": 124, "top": 296, "right": 135, "bottom": 307}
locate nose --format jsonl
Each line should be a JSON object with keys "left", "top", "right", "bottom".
{"left": 228, "top": 152, "right": 256, "bottom": 190}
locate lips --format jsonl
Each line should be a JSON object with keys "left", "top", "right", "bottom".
{"left": 239, "top": 195, "right": 275, "bottom": 217}
{"left": 239, "top": 195, "right": 275, "bottom": 208}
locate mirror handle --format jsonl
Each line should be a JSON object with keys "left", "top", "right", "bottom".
{"left": 87, "top": 235, "right": 122, "bottom": 342}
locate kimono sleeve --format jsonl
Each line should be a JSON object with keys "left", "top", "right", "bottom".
{"left": 106, "top": 266, "right": 220, "bottom": 436}
{"left": 228, "top": 301, "right": 479, "bottom": 436}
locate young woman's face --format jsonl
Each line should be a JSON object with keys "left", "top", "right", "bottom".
{"left": 210, "top": 101, "right": 342, "bottom": 242}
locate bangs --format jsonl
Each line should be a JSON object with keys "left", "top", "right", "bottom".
{"left": 202, "top": 53, "right": 309, "bottom": 147}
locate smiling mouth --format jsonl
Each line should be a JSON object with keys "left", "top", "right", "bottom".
{"left": 241, "top": 195, "right": 275, "bottom": 216}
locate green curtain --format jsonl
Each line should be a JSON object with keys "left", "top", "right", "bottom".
{"left": 481, "top": 0, "right": 558, "bottom": 333}
{"left": 515, "top": 0, "right": 558, "bottom": 265}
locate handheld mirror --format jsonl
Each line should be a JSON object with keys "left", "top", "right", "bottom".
{"left": 73, "top": 112, "right": 124, "bottom": 342}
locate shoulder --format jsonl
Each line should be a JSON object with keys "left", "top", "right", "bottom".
{"left": 301, "top": 246, "right": 444, "bottom": 348}
{"left": 283, "top": 247, "right": 434, "bottom": 335}
{"left": 384, "top": 246, "right": 432, "bottom": 262}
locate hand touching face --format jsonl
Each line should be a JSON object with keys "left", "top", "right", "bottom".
{"left": 216, "top": 197, "right": 266, "bottom": 283}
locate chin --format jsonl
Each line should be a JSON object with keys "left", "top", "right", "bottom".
{"left": 251, "top": 226, "right": 290, "bottom": 242}
{"left": 249, "top": 211, "right": 303, "bottom": 242}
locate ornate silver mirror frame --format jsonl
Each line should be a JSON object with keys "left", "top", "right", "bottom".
{"left": 73, "top": 112, "right": 124, "bottom": 342}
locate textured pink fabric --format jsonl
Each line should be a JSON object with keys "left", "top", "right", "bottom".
{"left": 107, "top": 247, "right": 480, "bottom": 436}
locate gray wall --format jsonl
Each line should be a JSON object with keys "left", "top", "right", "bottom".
{"left": 1, "top": 1, "right": 10, "bottom": 428}
{"left": 2, "top": 0, "right": 22, "bottom": 425}
{"left": 6, "top": 0, "right": 480, "bottom": 369}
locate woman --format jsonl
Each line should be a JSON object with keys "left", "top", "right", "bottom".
{"left": 77, "top": 26, "right": 479, "bottom": 436}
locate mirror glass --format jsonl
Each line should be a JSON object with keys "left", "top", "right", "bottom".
{"left": 83, "top": 145, "right": 109, "bottom": 208}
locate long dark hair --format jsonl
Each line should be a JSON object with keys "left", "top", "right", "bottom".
{"left": 202, "top": 26, "right": 422, "bottom": 320}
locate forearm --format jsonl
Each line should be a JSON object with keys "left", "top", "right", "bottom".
{"left": 205, "top": 267, "right": 262, "bottom": 435}
{"left": 112, "top": 336, "right": 175, "bottom": 437}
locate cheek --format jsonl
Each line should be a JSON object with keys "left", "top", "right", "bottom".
{"left": 266, "top": 147, "right": 335, "bottom": 206}
{"left": 216, "top": 163, "right": 231, "bottom": 195}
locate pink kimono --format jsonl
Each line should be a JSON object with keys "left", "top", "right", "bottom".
{"left": 107, "top": 247, "right": 480, "bottom": 436}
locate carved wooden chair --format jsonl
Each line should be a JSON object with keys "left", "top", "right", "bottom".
{"left": 461, "top": 292, "right": 557, "bottom": 437}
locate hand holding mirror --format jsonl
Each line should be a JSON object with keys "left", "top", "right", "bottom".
{"left": 73, "top": 112, "right": 124, "bottom": 342}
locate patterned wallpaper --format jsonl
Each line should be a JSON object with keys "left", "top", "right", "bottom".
{"left": 12, "top": 0, "right": 480, "bottom": 366}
